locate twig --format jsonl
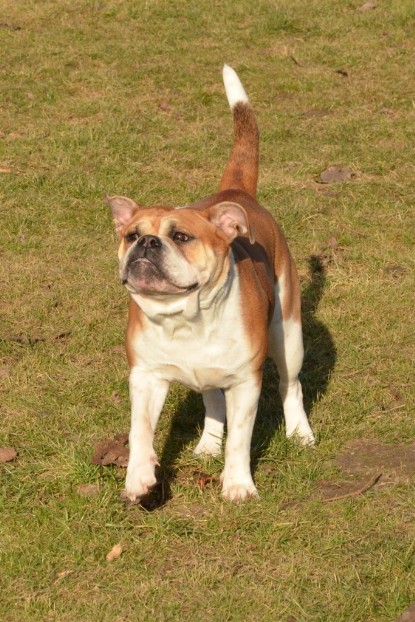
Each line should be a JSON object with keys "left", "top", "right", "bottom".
{"left": 323, "top": 471, "right": 382, "bottom": 503}
{"left": 289, "top": 54, "right": 304, "bottom": 67}
{"left": 338, "top": 362, "right": 375, "bottom": 378}
{"left": 339, "top": 223, "right": 368, "bottom": 238}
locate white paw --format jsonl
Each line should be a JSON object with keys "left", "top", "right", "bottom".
{"left": 287, "top": 426, "right": 315, "bottom": 447}
{"left": 221, "top": 477, "right": 259, "bottom": 502}
{"left": 124, "top": 464, "right": 157, "bottom": 502}
{"left": 194, "top": 434, "right": 222, "bottom": 456}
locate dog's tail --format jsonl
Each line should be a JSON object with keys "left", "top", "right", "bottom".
{"left": 220, "top": 65, "right": 259, "bottom": 199}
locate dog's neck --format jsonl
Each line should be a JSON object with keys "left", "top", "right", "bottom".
{"left": 130, "top": 253, "right": 235, "bottom": 326}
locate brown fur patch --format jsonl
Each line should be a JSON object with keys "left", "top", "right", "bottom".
{"left": 220, "top": 103, "right": 259, "bottom": 198}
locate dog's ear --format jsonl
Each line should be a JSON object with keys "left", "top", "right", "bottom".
{"left": 104, "top": 195, "right": 140, "bottom": 236}
{"left": 207, "top": 201, "right": 255, "bottom": 244}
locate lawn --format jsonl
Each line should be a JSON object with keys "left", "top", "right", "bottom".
{"left": 1, "top": 1, "right": 414, "bottom": 620}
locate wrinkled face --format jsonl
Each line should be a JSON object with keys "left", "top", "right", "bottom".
{"left": 106, "top": 195, "right": 253, "bottom": 298}
{"left": 118, "top": 208, "right": 230, "bottom": 296}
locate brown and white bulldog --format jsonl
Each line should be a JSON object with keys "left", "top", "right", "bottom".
{"left": 106, "top": 65, "right": 314, "bottom": 502}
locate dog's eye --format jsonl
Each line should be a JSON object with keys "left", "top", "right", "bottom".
{"left": 125, "top": 231, "right": 138, "bottom": 243}
{"left": 173, "top": 231, "right": 192, "bottom": 243}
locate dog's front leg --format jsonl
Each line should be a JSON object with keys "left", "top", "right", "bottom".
{"left": 125, "top": 367, "right": 169, "bottom": 502}
{"left": 221, "top": 374, "right": 261, "bottom": 501}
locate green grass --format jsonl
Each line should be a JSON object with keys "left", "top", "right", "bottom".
{"left": 1, "top": 0, "right": 415, "bottom": 620}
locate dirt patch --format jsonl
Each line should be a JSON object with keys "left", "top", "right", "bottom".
{"left": 165, "top": 500, "right": 211, "bottom": 520}
{"left": 317, "top": 472, "right": 382, "bottom": 502}
{"left": 313, "top": 438, "right": 415, "bottom": 502}
{"left": 319, "top": 165, "right": 356, "bottom": 184}
{"left": 336, "top": 438, "right": 415, "bottom": 483}
{"left": 396, "top": 603, "right": 415, "bottom": 622}
{"left": 75, "top": 483, "right": 100, "bottom": 498}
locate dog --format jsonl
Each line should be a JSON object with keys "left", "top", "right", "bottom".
{"left": 105, "top": 65, "right": 315, "bottom": 502}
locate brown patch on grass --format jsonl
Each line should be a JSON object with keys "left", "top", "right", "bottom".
{"left": 193, "top": 471, "right": 217, "bottom": 489}
{"left": 91, "top": 433, "right": 129, "bottom": 467}
{"left": 165, "top": 500, "right": 211, "bottom": 520}
{"left": 336, "top": 438, "right": 415, "bottom": 483}
{"left": 0, "top": 447, "right": 18, "bottom": 462}
{"left": 319, "top": 165, "right": 356, "bottom": 184}
{"left": 396, "top": 603, "right": 415, "bottom": 622}
{"left": 318, "top": 471, "right": 382, "bottom": 503}
{"left": 75, "top": 483, "right": 100, "bottom": 498}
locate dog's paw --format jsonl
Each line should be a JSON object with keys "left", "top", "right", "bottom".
{"left": 299, "top": 431, "right": 316, "bottom": 447}
{"left": 221, "top": 478, "right": 259, "bottom": 502}
{"left": 124, "top": 465, "right": 157, "bottom": 502}
{"left": 194, "top": 434, "right": 222, "bottom": 457}
{"left": 287, "top": 427, "right": 316, "bottom": 447}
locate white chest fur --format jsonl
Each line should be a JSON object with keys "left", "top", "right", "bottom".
{"left": 129, "top": 266, "right": 254, "bottom": 392}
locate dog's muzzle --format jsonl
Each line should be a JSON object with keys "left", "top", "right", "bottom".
{"left": 135, "top": 235, "right": 162, "bottom": 258}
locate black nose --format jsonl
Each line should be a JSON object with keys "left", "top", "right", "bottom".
{"left": 137, "top": 235, "right": 162, "bottom": 250}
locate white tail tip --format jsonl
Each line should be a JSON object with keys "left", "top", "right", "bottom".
{"left": 223, "top": 64, "right": 249, "bottom": 109}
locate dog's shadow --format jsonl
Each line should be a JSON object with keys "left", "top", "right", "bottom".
{"left": 143, "top": 255, "right": 336, "bottom": 509}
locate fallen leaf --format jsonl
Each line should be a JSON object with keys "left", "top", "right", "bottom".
{"left": 193, "top": 471, "right": 216, "bottom": 488}
{"left": 0, "top": 447, "right": 17, "bottom": 462}
{"left": 91, "top": 433, "right": 129, "bottom": 467}
{"left": 319, "top": 165, "right": 355, "bottom": 184}
{"left": 106, "top": 543, "right": 123, "bottom": 561}
{"left": 0, "top": 166, "right": 13, "bottom": 173}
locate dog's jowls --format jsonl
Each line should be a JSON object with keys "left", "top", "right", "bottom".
{"left": 105, "top": 65, "right": 314, "bottom": 502}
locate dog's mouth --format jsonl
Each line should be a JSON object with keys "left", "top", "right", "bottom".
{"left": 121, "top": 257, "right": 199, "bottom": 294}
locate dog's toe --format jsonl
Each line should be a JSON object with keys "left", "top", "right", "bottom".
{"left": 288, "top": 429, "right": 316, "bottom": 447}
{"left": 194, "top": 439, "right": 222, "bottom": 456}
{"left": 222, "top": 481, "right": 259, "bottom": 502}
{"left": 124, "top": 467, "right": 157, "bottom": 502}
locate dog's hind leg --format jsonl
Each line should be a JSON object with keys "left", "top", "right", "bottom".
{"left": 268, "top": 281, "right": 315, "bottom": 446}
{"left": 194, "top": 389, "right": 226, "bottom": 456}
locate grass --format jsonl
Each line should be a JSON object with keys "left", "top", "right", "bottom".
{"left": 1, "top": 0, "right": 415, "bottom": 620}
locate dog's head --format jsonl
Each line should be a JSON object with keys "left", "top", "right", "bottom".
{"left": 106, "top": 195, "right": 254, "bottom": 298}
